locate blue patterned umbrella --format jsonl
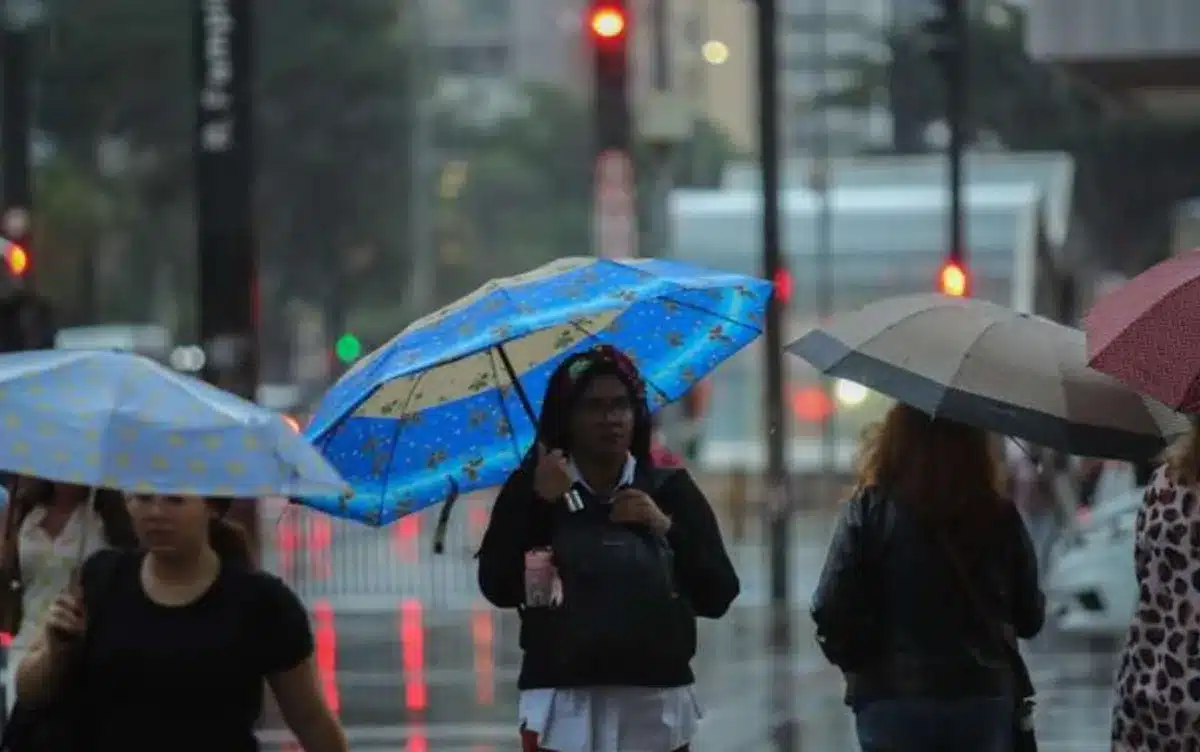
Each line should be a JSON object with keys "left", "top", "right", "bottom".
{"left": 304, "top": 257, "right": 771, "bottom": 525}
{"left": 0, "top": 349, "right": 350, "bottom": 498}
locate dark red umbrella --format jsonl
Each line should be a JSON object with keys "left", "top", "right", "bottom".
{"left": 1085, "top": 249, "right": 1200, "bottom": 412}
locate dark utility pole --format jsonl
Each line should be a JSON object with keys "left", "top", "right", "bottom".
{"left": 756, "top": 0, "right": 796, "bottom": 748}
{"left": 2, "top": 0, "right": 36, "bottom": 288}
{"left": 926, "top": 0, "right": 968, "bottom": 263}
{"left": 193, "top": 0, "right": 260, "bottom": 552}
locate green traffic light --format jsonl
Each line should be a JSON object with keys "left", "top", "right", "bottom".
{"left": 335, "top": 333, "right": 362, "bottom": 363}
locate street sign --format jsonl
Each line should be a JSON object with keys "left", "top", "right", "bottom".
{"left": 593, "top": 148, "right": 635, "bottom": 259}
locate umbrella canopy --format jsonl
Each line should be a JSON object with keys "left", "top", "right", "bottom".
{"left": 0, "top": 349, "right": 349, "bottom": 498}
{"left": 304, "top": 256, "right": 771, "bottom": 525}
{"left": 787, "top": 294, "right": 1186, "bottom": 460}
{"left": 1084, "top": 248, "right": 1200, "bottom": 412}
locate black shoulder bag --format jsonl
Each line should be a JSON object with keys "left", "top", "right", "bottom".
{"left": 935, "top": 532, "right": 1037, "bottom": 752}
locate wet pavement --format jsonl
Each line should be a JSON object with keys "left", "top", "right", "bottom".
{"left": 257, "top": 499, "right": 1125, "bottom": 751}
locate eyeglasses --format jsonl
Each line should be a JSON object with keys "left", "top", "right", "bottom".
{"left": 577, "top": 396, "right": 634, "bottom": 417}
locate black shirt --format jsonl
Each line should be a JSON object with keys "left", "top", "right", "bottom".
{"left": 477, "top": 462, "right": 740, "bottom": 689}
{"left": 77, "top": 550, "right": 314, "bottom": 752}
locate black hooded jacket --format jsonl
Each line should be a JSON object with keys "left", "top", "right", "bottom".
{"left": 477, "top": 461, "right": 739, "bottom": 689}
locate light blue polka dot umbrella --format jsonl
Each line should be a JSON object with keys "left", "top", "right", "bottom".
{"left": 304, "top": 256, "right": 772, "bottom": 526}
{"left": 0, "top": 349, "right": 350, "bottom": 498}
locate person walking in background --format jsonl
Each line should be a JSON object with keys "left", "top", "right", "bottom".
{"left": 1111, "top": 419, "right": 1200, "bottom": 750}
{"left": 0, "top": 479, "right": 135, "bottom": 712}
{"left": 15, "top": 494, "right": 347, "bottom": 752}
{"left": 811, "top": 403, "right": 1045, "bottom": 752}
{"left": 477, "top": 345, "right": 739, "bottom": 752}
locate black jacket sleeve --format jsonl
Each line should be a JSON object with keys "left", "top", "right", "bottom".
{"left": 477, "top": 468, "right": 537, "bottom": 609}
{"left": 1008, "top": 502, "right": 1046, "bottom": 639}
{"left": 810, "top": 493, "right": 869, "bottom": 644}
{"left": 663, "top": 471, "right": 739, "bottom": 619}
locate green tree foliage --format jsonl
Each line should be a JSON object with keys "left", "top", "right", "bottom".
{"left": 34, "top": 0, "right": 411, "bottom": 328}
{"left": 432, "top": 84, "right": 742, "bottom": 303}
{"left": 817, "top": 4, "right": 1200, "bottom": 272}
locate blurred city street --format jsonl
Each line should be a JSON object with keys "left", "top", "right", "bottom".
{"left": 256, "top": 497, "right": 1121, "bottom": 751}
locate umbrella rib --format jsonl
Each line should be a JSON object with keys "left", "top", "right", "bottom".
{"left": 485, "top": 348, "right": 528, "bottom": 463}
{"left": 374, "top": 370, "right": 427, "bottom": 524}
{"left": 910, "top": 314, "right": 1004, "bottom": 418}
{"left": 662, "top": 294, "right": 769, "bottom": 336}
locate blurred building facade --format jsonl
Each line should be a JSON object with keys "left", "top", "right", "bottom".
{"left": 1026, "top": 0, "right": 1200, "bottom": 111}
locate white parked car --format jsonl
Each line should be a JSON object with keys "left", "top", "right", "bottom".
{"left": 1043, "top": 487, "right": 1142, "bottom": 638}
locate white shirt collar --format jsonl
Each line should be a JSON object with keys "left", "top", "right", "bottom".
{"left": 567, "top": 454, "right": 637, "bottom": 494}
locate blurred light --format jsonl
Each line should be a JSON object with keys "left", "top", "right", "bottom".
{"left": 308, "top": 514, "right": 332, "bottom": 581}
{"left": 407, "top": 734, "right": 428, "bottom": 752}
{"left": 589, "top": 6, "right": 626, "bottom": 39}
{"left": 701, "top": 40, "right": 729, "bottom": 65}
{"left": 334, "top": 333, "right": 363, "bottom": 364}
{"left": 169, "top": 345, "right": 206, "bottom": 372}
{"left": 392, "top": 513, "right": 420, "bottom": 563}
{"left": 773, "top": 268, "right": 794, "bottom": 306}
{"left": 312, "top": 600, "right": 339, "bottom": 714}
{"left": 0, "top": 631, "right": 11, "bottom": 648}
{"left": 5, "top": 244, "right": 28, "bottom": 277}
{"left": 939, "top": 260, "right": 969, "bottom": 297}
{"left": 834, "top": 379, "right": 869, "bottom": 407}
{"left": 472, "top": 604, "right": 495, "bottom": 706}
{"left": 790, "top": 385, "right": 833, "bottom": 423}
{"left": 400, "top": 598, "right": 427, "bottom": 711}
{"left": 282, "top": 414, "right": 301, "bottom": 432}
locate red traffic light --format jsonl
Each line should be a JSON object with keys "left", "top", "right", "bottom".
{"left": 773, "top": 267, "right": 794, "bottom": 306}
{"left": 589, "top": 6, "right": 626, "bottom": 39}
{"left": 4, "top": 243, "right": 28, "bottom": 277}
{"left": 939, "top": 260, "right": 968, "bottom": 297}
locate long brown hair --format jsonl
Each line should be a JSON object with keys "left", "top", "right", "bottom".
{"left": 206, "top": 499, "right": 254, "bottom": 568}
{"left": 854, "top": 402, "right": 1007, "bottom": 524}
{"left": 1162, "top": 418, "right": 1200, "bottom": 485}
{"left": 12, "top": 480, "right": 137, "bottom": 548}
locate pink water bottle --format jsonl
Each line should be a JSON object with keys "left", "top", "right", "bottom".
{"left": 524, "top": 548, "right": 562, "bottom": 607}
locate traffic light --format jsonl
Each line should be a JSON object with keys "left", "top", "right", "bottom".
{"left": 773, "top": 267, "right": 794, "bottom": 306}
{"left": 334, "top": 333, "right": 363, "bottom": 364}
{"left": 3, "top": 242, "right": 27, "bottom": 278}
{"left": 588, "top": 1, "right": 630, "bottom": 153}
{"left": 939, "top": 259, "right": 969, "bottom": 297}
{"left": 921, "top": 0, "right": 965, "bottom": 72}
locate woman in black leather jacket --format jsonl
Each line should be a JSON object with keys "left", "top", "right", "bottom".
{"left": 811, "top": 403, "right": 1045, "bottom": 752}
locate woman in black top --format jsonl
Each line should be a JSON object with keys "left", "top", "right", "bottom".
{"left": 477, "top": 346, "right": 739, "bottom": 751}
{"left": 811, "top": 403, "right": 1045, "bottom": 752}
{"left": 16, "top": 493, "right": 347, "bottom": 752}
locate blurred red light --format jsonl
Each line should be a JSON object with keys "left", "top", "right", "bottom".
{"left": 790, "top": 386, "right": 833, "bottom": 423}
{"left": 312, "top": 600, "right": 339, "bottom": 714}
{"left": 400, "top": 598, "right": 426, "bottom": 711}
{"left": 773, "top": 268, "right": 793, "bottom": 305}
{"left": 472, "top": 604, "right": 495, "bottom": 706}
{"left": 590, "top": 7, "right": 625, "bottom": 38}
{"left": 5, "top": 245, "right": 28, "bottom": 276}
{"left": 939, "top": 261, "right": 969, "bottom": 297}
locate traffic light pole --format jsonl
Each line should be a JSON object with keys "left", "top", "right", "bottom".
{"left": 2, "top": 3, "right": 34, "bottom": 286}
{"left": 590, "top": 0, "right": 636, "bottom": 260}
{"left": 193, "top": 0, "right": 261, "bottom": 555}
{"left": 944, "top": 0, "right": 966, "bottom": 263}
{"left": 756, "top": 0, "right": 796, "bottom": 748}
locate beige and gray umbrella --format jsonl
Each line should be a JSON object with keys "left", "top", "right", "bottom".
{"left": 786, "top": 293, "right": 1186, "bottom": 460}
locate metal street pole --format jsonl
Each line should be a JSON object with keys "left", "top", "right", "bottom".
{"left": 646, "top": 0, "right": 673, "bottom": 258}
{"left": 2, "top": 0, "right": 39, "bottom": 290}
{"left": 405, "top": 0, "right": 436, "bottom": 318}
{"left": 193, "top": 0, "right": 261, "bottom": 554}
{"left": 814, "top": 0, "right": 835, "bottom": 481}
{"left": 755, "top": 0, "right": 796, "bottom": 748}
{"left": 945, "top": 0, "right": 966, "bottom": 264}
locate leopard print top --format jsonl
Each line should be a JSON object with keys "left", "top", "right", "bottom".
{"left": 1112, "top": 466, "right": 1200, "bottom": 751}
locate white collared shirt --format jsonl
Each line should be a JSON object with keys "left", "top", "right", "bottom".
{"left": 518, "top": 454, "right": 704, "bottom": 752}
